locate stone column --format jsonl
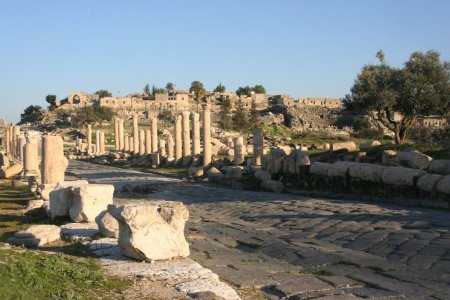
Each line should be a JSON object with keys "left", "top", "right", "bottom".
{"left": 182, "top": 111, "right": 191, "bottom": 158}
{"left": 87, "top": 124, "right": 92, "bottom": 154}
{"left": 151, "top": 117, "right": 158, "bottom": 153}
{"left": 96, "top": 131, "right": 100, "bottom": 155}
{"left": 114, "top": 118, "right": 119, "bottom": 151}
{"left": 100, "top": 131, "right": 105, "bottom": 154}
{"left": 191, "top": 112, "right": 201, "bottom": 156}
{"left": 129, "top": 136, "right": 134, "bottom": 153}
{"left": 118, "top": 119, "right": 125, "bottom": 151}
{"left": 159, "top": 139, "right": 166, "bottom": 158}
{"left": 24, "top": 143, "right": 39, "bottom": 177}
{"left": 13, "top": 125, "right": 20, "bottom": 159}
{"left": 18, "top": 135, "right": 26, "bottom": 163}
{"left": 233, "top": 136, "right": 244, "bottom": 165}
{"left": 175, "top": 114, "right": 182, "bottom": 160}
{"left": 132, "top": 113, "right": 139, "bottom": 155}
{"left": 6, "top": 127, "right": 10, "bottom": 156}
{"left": 41, "top": 135, "right": 68, "bottom": 184}
{"left": 139, "top": 129, "right": 145, "bottom": 155}
{"left": 202, "top": 104, "right": 212, "bottom": 165}
{"left": 253, "top": 128, "right": 264, "bottom": 166}
{"left": 124, "top": 134, "right": 130, "bottom": 152}
{"left": 145, "top": 129, "right": 152, "bottom": 154}
{"left": 167, "top": 134, "right": 174, "bottom": 160}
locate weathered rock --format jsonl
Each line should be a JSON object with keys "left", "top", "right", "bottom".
{"left": 435, "top": 175, "right": 450, "bottom": 194}
{"left": 188, "top": 166, "right": 205, "bottom": 178}
{"left": 382, "top": 150, "right": 398, "bottom": 165}
{"left": 7, "top": 225, "right": 60, "bottom": 247}
{"left": 108, "top": 202, "right": 190, "bottom": 261}
{"left": 348, "top": 163, "right": 385, "bottom": 182}
{"left": 0, "top": 163, "right": 23, "bottom": 179}
{"left": 254, "top": 170, "right": 271, "bottom": 181}
{"left": 260, "top": 180, "right": 284, "bottom": 193}
{"left": 175, "top": 278, "right": 240, "bottom": 300}
{"left": 396, "top": 151, "right": 432, "bottom": 170}
{"left": 267, "top": 148, "right": 286, "bottom": 174}
{"left": 327, "top": 161, "right": 357, "bottom": 178}
{"left": 330, "top": 141, "right": 357, "bottom": 152}
{"left": 428, "top": 159, "right": 450, "bottom": 175}
{"left": 360, "top": 140, "right": 381, "bottom": 151}
{"left": 60, "top": 222, "right": 99, "bottom": 241}
{"left": 416, "top": 173, "right": 443, "bottom": 192}
{"left": 207, "top": 167, "right": 225, "bottom": 181}
{"left": 69, "top": 184, "right": 114, "bottom": 222}
{"left": 96, "top": 210, "right": 119, "bottom": 238}
{"left": 310, "top": 162, "right": 331, "bottom": 176}
{"left": 49, "top": 180, "right": 89, "bottom": 219}
{"left": 224, "top": 166, "right": 242, "bottom": 179}
{"left": 382, "top": 166, "right": 426, "bottom": 186}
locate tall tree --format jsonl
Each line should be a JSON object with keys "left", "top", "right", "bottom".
{"left": 165, "top": 82, "right": 175, "bottom": 92}
{"left": 152, "top": 85, "right": 166, "bottom": 95}
{"left": 213, "top": 83, "right": 226, "bottom": 93}
{"left": 219, "top": 97, "right": 232, "bottom": 130}
{"left": 233, "top": 98, "right": 249, "bottom": 131}
{"left": 190, "top": 81, "right": 206, "bottom": 112}
{"left": 253, "top": 85, "right": 266, "bottom": 94}
{"left": 94, "top": 90, "right": 112, "bottom": 99}
{"left": 236, "top": 86, "right": 252, "bottom": 97}
{"left": 248, "top": 99, "right": 260, "bottom": 126}
{"left": 144, "top": 84, "right": 151, "bottom": 95}
{"left": 20, "top": 105, "right": 44, "bottom": 124}
{"left": 45, "top": 94, "right": 57, "bottom": 105}
{"left": 347, "top": 50, "right": 450, "bottom": 144}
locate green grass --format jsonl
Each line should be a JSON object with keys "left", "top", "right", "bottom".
{"left": 0, "top": 247, "right": 130, "bottom": 300}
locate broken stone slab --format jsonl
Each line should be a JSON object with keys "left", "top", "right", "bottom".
{"left": 330, "top": 141, "right": 357, "bottom": 152}
{"left": 60, "top": 222, "right": 99, "bottom": 241}
{"left": 428, "top": 159, "right": 450, "bottom": 175}
{"left": 327, "top": 161, "right": 358, "bottom": 178}
{"left": 69, "top": 184, "right": 114, "bottom": 222}
{"left": 396, "top": 150, "right": 432, "bottom": 170}
{"left": 348, "top": 163, "right": 386, "bottom": 182}
{"left": 381, "top": 166, "right": 426, "bottom": 186}
{"left": 416, "top": 173, "right": 443, "bottom": 193}
{"left": 436, "top": 175, "right": 450, "bottom": 195}
{"left": 175, "top": 278, "right": 241, "bottom": 300}
{"left": 7, "top": 224, "right": 61, "bottom": 247}
{"left": 49, "top": 180, "right": 89, "bottom": 219}
{"left": 310, "top": 162, "right": 331, "bottom": 176}
{"left": 108, "top": 202, "right": 190, "bottom": 261}
{"left": 0, "top": 163, "right": 23, "bottom": 179}
{"left": 96, "top": 210, "right": 119, "bottom": 238}
{"left": 254, "top": 170, "right": 271, "bottom": 181}
{"left": 260, "top": 180, "right": 285, "bottom": 193}
{"left": 84, "top": 238, "right": 120, "bottom": 257}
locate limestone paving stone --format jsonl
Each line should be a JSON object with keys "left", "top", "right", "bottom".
{"left": 60, "top": 222, "right": 99, "bottom": 241}
{"left": 7, "top": 224, "right": 61, "bottom": 247}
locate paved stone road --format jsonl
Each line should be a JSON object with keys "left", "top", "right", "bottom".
{"left": 68, "top": 161, "right": 450, "bottom": 299}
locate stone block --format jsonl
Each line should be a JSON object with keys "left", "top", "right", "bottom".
{"left": 330, "top": 141, "right": 357, "bottom": 152}
{"left": 188, "top": 166, "right": 204, "bottom": 177}
{"left": 309, "top": 162, "right": 330, "bottom": 176}
{"left": 95, "top": 210, "right": 119, "bottom": 238}
{"left": 416, "top": 173, "right": 443, "bottom": 192}
{"left": 0, "top": 163, "right": 23, "bottom": 179}
{"left": 69, "top": 184, "right": 114, "bottom": 222}
{"left": 328, "top": 161, "right": 357, "bottom": 178}
{"left": 49, "top": 180, "right": 89, "bottom": 219}
{"left": 436, "top": 175, "right": 450, "bottom": 194}
{"left": 348, "top": 163, "right": 385, "bottom": 182}
{"left": 428, "top": 159, "right": 450, "bottom": 175}
{"left": 108, "top": 202, "right": 190, "bottom": 261}
{"left": 254, "top": 170, "right": 271, "bottom": 181}
{"left": 7, "top": 225, "right": 60, "bottom": 247}
{"left": 396, "top": 151, "right": 432, "bottom": 169}
{"left": 382, "top": 166, "right": 426, "bottom": 186}
{"left": 224, "top": 166, "right": 242, "bottom": 179}
{"left": 260, "top": 180, "right": 284, "bottom": 193}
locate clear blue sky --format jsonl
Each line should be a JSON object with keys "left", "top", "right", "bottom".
{"left": 1, "top": 0, "right": 450, "bottom": 122}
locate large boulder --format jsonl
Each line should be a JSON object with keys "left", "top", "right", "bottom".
{"left": 223, "top": 166, "right": 242, "bottom": 179}
{"left": 349, "top": 163, "right": 385, "bottom": 182}
{"left": 309, "top": 162, "right": 331, "bottom": 176}
{"left": 69, "top": 184, "right": 114, "bottom": 222}
{"left": 428, "top": 160, "right": 450, "bottom": 175}
{"left": 260, "top": 180, "right": 284, "bottom": 193}
{"left": 327, "top": 161, "right": 357, "bottom": 178}
{"left": 96, "top": 210, "right": 119, "bottom": 238}
{"left": 49, "top": 180, "right": 89, "bottom": 219}
{"left": 396, "top": 151, "right": 432, "bottom": 170}
{"left": 436, "top": 175, "right": 450, "bottom": 195}
{"left": 7, "top": 225, "right": 60, "bottom": 247}
{"left": 108, "top": 202, "right": 190, "bottom": 261}
{"left": 416, "top": 173, "right": 443, "bottom": 193}
{"left": 382, "top": 166, "right": 426, "bottom": 186}
{"left": 330, "top": 141, "right": 357, "bottom": 152}
{"left": 360, "top": 140, "right": 381, "bottom": 151}
{"left": 254, "top": 170, "right": 271, "bottom": 181}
